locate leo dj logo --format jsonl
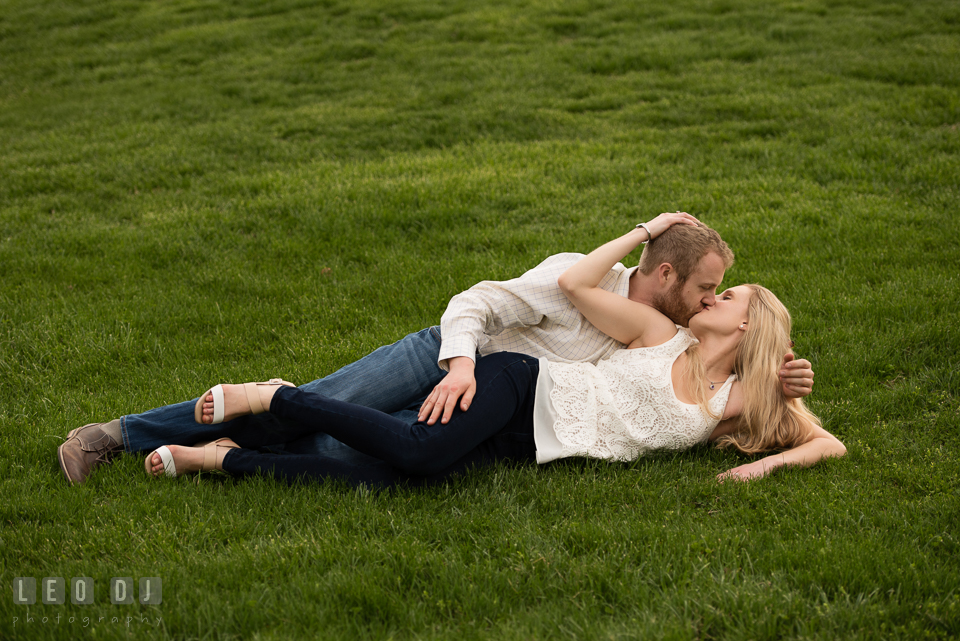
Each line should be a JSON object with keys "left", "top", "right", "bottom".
{"left": 13, "top": 577, "right": 162, "bottom": 605}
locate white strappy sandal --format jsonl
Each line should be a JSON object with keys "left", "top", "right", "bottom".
{"left": 144, "top": 438, "right": 240, "bottom": 478}
{"left": 193, "top": 379, "right": 295, "bottom": 424}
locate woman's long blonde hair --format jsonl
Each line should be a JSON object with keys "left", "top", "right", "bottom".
{"left": 684, "top": 285, "right": 820, "bottom": 454}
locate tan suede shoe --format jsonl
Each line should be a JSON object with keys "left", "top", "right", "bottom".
{"left": 58, "top": 422, "right": 123, "bottom": 485}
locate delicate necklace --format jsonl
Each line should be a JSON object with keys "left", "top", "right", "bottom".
{"left": 707, "top": 373, "right": 729, "bottom": 390}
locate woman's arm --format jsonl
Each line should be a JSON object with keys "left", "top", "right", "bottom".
{"left": 715, "top": 423, "right": 847, "bottom": 482}
{"left": 557, "top": 213, "right": 700, "bottom": 346}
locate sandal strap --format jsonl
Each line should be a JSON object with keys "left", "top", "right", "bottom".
{"left": 201, "top": 439, "right": 238, "bottom": 472}
{"left": 202, "top": 442, "right": 217, "bottom": 471}
{"left": 211, "top": 385, "right": 225, "bottom": 424}
{"left": 244, "top": 383, "right": 264, "bottom": 415}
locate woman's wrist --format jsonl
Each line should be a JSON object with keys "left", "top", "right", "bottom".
{"left": 635, "top": 222, "right": 652, "bottom": 243}
{"left": 766, "top": 452, "right": 787, "bottom": 470}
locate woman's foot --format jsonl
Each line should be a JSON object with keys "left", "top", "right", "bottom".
{"left": 144, "top": 438, "right": 239, "bottom": 477}
{"left": 194, "top": 379, "right": 295, "bottom": 424}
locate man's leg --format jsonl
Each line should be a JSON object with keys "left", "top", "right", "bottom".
{"left": 121, "top": 327, "right": 446, "bottom": 455}
{"left": 297, "top": 326, "right": 444, "bottom": 411}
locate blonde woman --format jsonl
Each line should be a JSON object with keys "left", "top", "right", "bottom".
{"left": 145, "top": 214, "right": 845, "bottom": 487}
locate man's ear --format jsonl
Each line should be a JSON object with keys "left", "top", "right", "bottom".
{"left": 657, "top": 263, "right": 674, "bottom": 287}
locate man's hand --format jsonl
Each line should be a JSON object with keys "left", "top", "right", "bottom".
{"left": 418, "top": 356, "right": 477, "bottom": 425}
{"left": 780, "top": 353, "right": 814, "bottom": 398}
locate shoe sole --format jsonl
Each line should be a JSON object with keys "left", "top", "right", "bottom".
{"left": 57, "top": 440, "right": 80, "bottom": 485}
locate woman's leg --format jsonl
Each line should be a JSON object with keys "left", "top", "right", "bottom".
{"left": 220, "top": 429, "right": 536, "bottom": 489}
{"left": 219, "top": 393, "right": 537, "bottom": 489}
{"left": 220, "top": 449, "right": 412, "bottom": 489}
{"left": 152, "top": 353, "right": 538, "bottom": 486}
{"left": 265, "top": 352, "right": 540, "bottom": 475}
{"left": 169, "top": 353, "right": 539, "bottom": 489}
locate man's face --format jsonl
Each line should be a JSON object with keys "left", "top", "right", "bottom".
{"left": 652, "top": 252, "right": 726, "bottom": 327}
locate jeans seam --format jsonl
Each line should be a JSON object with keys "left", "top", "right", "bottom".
{"left": 119, "top": 415, "right": 131, "bottom": 453}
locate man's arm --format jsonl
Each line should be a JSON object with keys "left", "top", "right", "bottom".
{"left": 418, "top": 356, "right": 476, "bottom": 425}
{"left": 423, "top": 254, "right": 595, "bottom": 425}
{"left": 436, "top": 253, "right": 589, "bottom": 370}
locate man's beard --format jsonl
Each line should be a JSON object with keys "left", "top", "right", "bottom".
{"left": 652, "top": 282, "right": 698, "bottom": 327}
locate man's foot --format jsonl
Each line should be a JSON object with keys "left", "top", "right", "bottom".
{"left": 58, "top": 422, "right": 124, "bottom": 485}
{"left": 195, "top": 379, "right": 294, "bottom": 424}
{"left": 145, "top": 438, "right": 239, "bottom": 477}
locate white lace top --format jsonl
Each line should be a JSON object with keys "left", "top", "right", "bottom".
{"left": 533, "top": 327, "right": 736, "bottom": 464}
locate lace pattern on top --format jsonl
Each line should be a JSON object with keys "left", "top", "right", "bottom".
{"left": 545, "top": 328, "right": 734, "bottom": 462}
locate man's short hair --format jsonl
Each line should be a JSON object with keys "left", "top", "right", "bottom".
{"left": 637, "top": 224, "right": 734, "bottom": 282}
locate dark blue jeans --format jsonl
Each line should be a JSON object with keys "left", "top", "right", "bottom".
{"left": 220, "top": 353, "right": 540, "bottom": 488}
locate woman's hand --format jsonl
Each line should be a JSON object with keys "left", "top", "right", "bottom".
{"left": 639, "top": 211, "right": 701, "bottom": 241}
{"left": 716, "top": 456, "right": 783, "bottom": 482}
{"left": 716, "top": 424, "right": 846, "bottom": 483}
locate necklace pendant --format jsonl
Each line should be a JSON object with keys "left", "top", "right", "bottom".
{"left": 709, "top": 383, "right": 715, "bottom": 390}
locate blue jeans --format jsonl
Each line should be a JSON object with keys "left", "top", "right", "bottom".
{"left": 121, "top": 327, "right": 447, "bottom": 465}
{"left": 219, "top": 353, "right": 539, "bottom": 488}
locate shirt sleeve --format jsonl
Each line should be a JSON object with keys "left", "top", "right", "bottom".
{"left": 437, "top": 253, "right": 583, "bottom": 371}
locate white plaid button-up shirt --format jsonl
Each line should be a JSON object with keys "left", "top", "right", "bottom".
{"left": 437, "top": 253, "right": 635, "bottom": 371}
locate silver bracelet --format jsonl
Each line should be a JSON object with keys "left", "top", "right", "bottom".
{"left": 635, "top": 223, "right": 651, "bottom": 243}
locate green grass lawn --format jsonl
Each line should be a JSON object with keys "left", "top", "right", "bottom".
{"left": 1, "top": 0, "right": 959, "bottom": 638}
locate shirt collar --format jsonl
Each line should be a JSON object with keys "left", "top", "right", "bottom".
{"left": 616, "top": 266, "right": 638, "bottom": 298}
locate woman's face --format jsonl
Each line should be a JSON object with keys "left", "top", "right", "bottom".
{"left": 689, "top": 285, "right": 752, "bottom": 337}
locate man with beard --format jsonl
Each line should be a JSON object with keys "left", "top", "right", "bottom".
{"left": 419, "top": 217, "right": 763, "bottom": 425}
{"left": 59, "top": 215, "right": 815, "bottom": 484}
